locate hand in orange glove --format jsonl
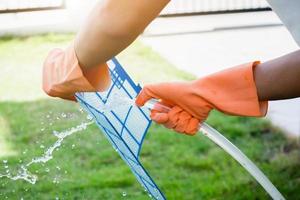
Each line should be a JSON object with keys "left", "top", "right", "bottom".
{"left": 42, "top": 42, "right": 111, "bottom": 101}
{"left": 136, "top": 62, "right": 268, "bottom": 135}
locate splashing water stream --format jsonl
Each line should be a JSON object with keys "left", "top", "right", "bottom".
{"left": 0, "top": 121, "right": 93, "bottom": 184}
{"left": 98, "top": 91, "right": 135, "bottom": 114}
{"left": 0, "top": 91, "right": 135, "bottom": 185}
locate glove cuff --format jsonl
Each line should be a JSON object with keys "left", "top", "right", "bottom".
{"left": 193, "top": 61, "right": 268, "bottom": 117}
{"left": 42, "top": 42, "right": 111, "bottom": 100}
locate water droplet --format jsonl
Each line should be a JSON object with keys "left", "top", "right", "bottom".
{"left": 41, "top": 128, "right": 45, "bottom": 132}
{"left": 61, "top": 113, "right": 67, "bottom": 118}
{"left": 122, "top": 192, "right": 127, "bottom": 197}
{"left": 153, "top": 188, "right": 160, "bottom": 199}
{"left": 40, "top": 145, "right": 45, "bottom": 149}
{"left": 2, "top": 160, "right": 7, "bottom": 164}
{"left": 86, "top": 114, "right": 93, "bottom": 121}
{"left": 22, "top": 149, "right": 28, "bottom": 155}
{"left": 53, "top": 130, "right": 59, "bottom": 137}
{"left": 71, "top": 144, "right": 76, "bottom": 149}
{"left": 53, "top": 177, "right": 59, "bottom": 184}
{"left": 112, "top": 145, "right": 119, "bottom": 152}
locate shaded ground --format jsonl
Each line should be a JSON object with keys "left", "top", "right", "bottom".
{"left": 0, "top": 34, "right": 299, "bottom": 199}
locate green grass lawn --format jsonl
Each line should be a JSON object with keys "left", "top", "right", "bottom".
{"left": 0, "top": 34, "right": 299, "bottom": 200}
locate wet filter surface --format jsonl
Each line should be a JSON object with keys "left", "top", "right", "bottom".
{"left": 75, "top": 58, "right": 165, "bottom": 200}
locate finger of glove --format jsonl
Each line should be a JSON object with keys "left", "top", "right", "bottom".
{"left": 185, "top": 117, "right": 200, "bottom": 135}
{"left": 135, "top": 85, "right": 160, "bottom": 107}
{"left": 173, "top": 111, "right": 191, "bottom": 133}
{"left": 152, "top": 100, "right": 173, "bottom": 113}
{"left": 163, "top": 106, "right": 183, "bottom": 129}
{"left": 135, "top": 83, "right": 176, "bottom": 107}
{"left": 150, "top": 110, "right": 169, "bottom": 124}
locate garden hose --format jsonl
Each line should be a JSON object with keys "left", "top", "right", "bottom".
{"left": 144, "top": 99, "right": 285, "bottom": 200}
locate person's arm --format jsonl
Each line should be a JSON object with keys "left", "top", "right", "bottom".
{"left": 43, "top": 0, "right": 169, "bottom": 100}
{"left": 255, "top": 50, "right": 300, "bottom": 100}
{"left": 75, "top": 0, "right": 170, "bottom": 69}
{"left": 135, "top": 51, "right": 300, "bottom": 135}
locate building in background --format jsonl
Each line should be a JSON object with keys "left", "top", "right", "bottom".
{"left": 0, "top": 0, "right": 65, "bottom": 13}
{"left": 161, "top": 0, "right": 270, "bottom": 16}
{"left": 0, "top": 0, "right": 271, "bottom": 36}
{"left": 0, "top": 0, "right": 270, "bottom": 15}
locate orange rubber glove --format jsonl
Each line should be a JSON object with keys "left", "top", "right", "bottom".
{"left": 136, "top": 62, "right": 268, "bottom": 135}
{"left": 42, "top": 42, "right": 111, "bottom": 101}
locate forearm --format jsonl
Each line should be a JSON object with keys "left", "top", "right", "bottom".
{"left": 254, "top": 50, "right": 300, "bottom": 101}
{"left": 75, "top": 0, "right": 169, "bottom": 69}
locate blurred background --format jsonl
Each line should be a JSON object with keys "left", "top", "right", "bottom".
{"left": 0, "top": 0, "right": 299, "bottom": 199}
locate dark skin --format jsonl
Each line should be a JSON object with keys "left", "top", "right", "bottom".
{"left": 255, "top": 50, "right": 300, "bottom": 101}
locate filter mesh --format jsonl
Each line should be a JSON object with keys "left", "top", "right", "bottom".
{"left": 75, "top": 58, "right": 165, "bottom": 200}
